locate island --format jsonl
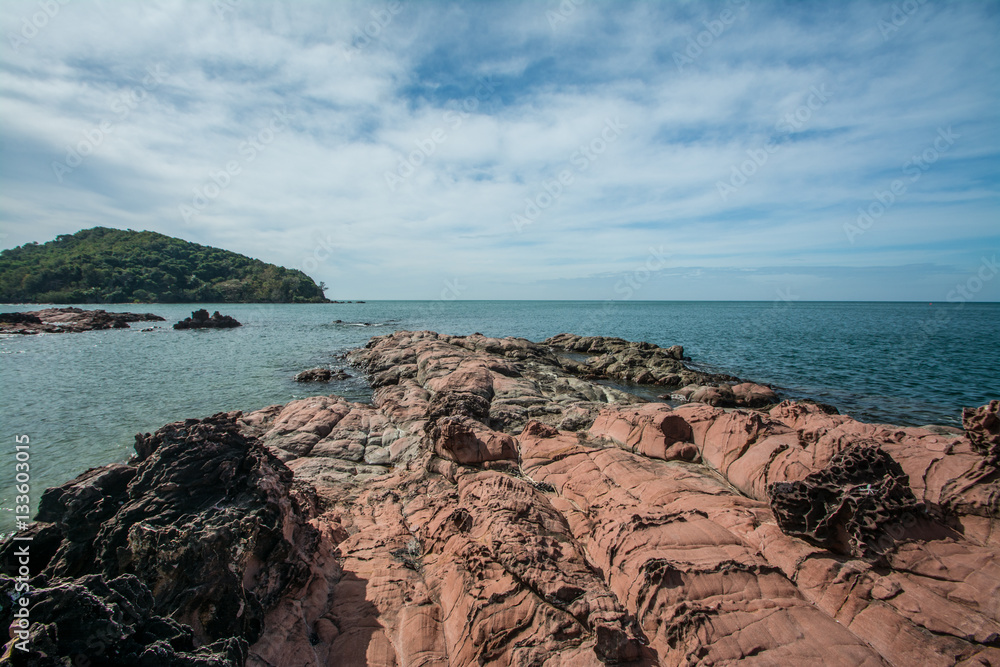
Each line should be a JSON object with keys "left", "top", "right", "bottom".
{"left": 0, "top": 227, "right": 329, "bottom": 304}
{"left": 2, "top": 331, "right": 997, "bottom": 665}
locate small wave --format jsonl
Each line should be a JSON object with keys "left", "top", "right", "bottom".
{"left": 333, "top": 319, "right": 399, "bottom": 327}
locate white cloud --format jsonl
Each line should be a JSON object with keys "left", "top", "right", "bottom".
{"left": 0, "top": 0, "right": 997, "bottom": 300}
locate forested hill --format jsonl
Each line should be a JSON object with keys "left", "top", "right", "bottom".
{"left": 0, "top": 227, "right": 329, "bottom": 304}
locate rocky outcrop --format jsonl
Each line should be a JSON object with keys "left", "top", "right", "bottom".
{"left": 0, "top": 307, "right": 164, "bottom": 335}
{"left": 4, "top": 330, "right": 998, "bottom": 665}
{"left": 545, "top": 333, "right": 779, "bottom": 408}
{"left": 1, "top": 413, "right": 338, "bottom": 666}
{"left": 174, "top": 309, "right": 242, "bottom": 330}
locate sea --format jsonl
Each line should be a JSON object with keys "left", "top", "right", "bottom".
{"left": 1, "top": 300, "right": 998, "bottom": 534}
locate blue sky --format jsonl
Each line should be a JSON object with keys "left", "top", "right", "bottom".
{"left": 1, "top": 0, "right": 998, "bottom": 301}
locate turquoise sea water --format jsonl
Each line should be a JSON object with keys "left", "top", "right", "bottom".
{"left": 1, "top": 300, "right": 998, "bottom": 533}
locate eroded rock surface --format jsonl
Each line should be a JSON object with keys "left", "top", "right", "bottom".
{"left": 4, "top": 330, "right": 998, "bottom": 666}
{"left": 0, "top": 307, "right": 164, "bottom": 334}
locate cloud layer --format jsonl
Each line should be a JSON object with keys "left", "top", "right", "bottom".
{"left": 2, "top": 0, "right": 998, "bottom": 300}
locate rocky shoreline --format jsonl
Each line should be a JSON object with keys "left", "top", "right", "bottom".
{"left": 2, "top": 331, "right": 998, "bottom": 665}
{"left": 0, "top": 307, "right": 165, "bottom": 335}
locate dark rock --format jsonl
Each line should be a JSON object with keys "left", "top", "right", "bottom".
{"left": 0, "top": 312, "right": 42, "bottom": 324}
{"left": 768, "top": 443, "right": 924, "bottom": 559}
{"left": 293, "top": 368, "right": 350, "bottom": 382}
{"left": 0, "top": 573, "right": 248, "bottom": 666}
{"left": 294, "top": 367, "right": 333, "bottom": 382}
{"left": 173, "top": 309, "right": 242, "bottom": 330}
{"left": 0, "top": 413, "right": 331, "bottom": 663}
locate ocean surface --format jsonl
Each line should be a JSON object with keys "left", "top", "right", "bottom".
{"left": 1, "top": 300, "right": 998, "bottom": 534}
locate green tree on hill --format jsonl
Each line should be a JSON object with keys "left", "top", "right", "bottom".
{"left": 0, "top": 227, "right": 330, "bottom": 304}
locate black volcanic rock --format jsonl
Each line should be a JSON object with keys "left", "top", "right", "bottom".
{"left": 173, "top": 309, "right": 242, "bottom": 329}
{"left": 0, "top": 413, "right": 332, "bottom": 665}
{"left": 768, "top": 443, "right": 925, "bottom": 559}
{"left": 0, "top": 312, "right": 42, "bottom": 324}
{"left": 0, "top": 573, "right": 248, "bottom": 667}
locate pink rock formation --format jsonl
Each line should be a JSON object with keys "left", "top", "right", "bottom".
{"left": 5, "top": 331, "right": 997, "bottom": 666}
{"left": 0, "top": 307, "right": 164, "bottom": 334}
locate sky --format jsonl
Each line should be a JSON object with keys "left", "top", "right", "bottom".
{"left": 1, "top": 0, "right": 998, "bottom": 301}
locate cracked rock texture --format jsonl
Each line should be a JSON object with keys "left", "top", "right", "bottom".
{"left": 3, "top": 331, "right": 998, "bottom": 666}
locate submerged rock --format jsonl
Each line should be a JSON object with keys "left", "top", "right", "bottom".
{"left": 173, "top": 309, "right": 242, "bottom": 330}
{"left": 4, "top": 330, "right": 998, "bottom": 665}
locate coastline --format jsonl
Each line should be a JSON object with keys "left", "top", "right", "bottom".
{"left": 2, "top": 330, "right": 998, "bottom": 664}
{"left": 2, "top": 300, "right": 997, "bottom": 428}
